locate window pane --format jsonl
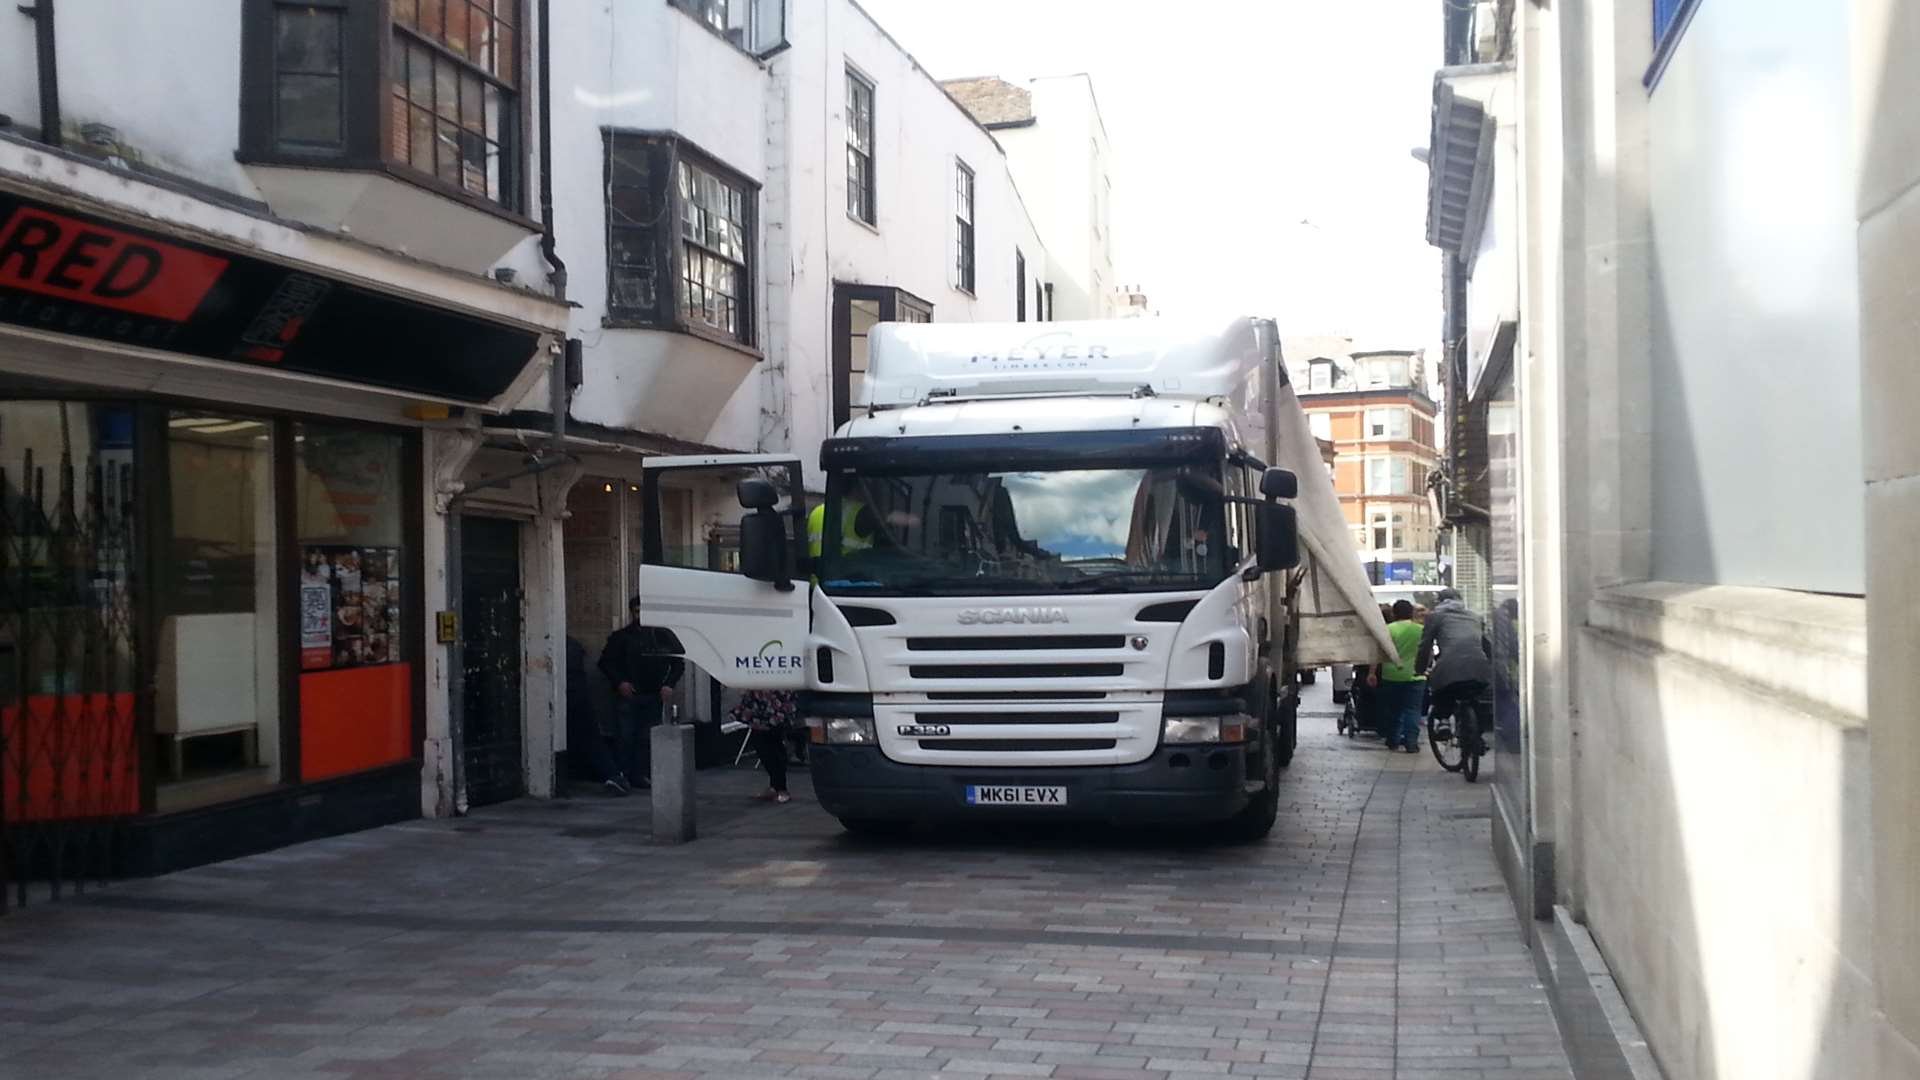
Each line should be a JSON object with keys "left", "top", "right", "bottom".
{"left": 160, "top": 413, "right": 281, "bottom": 801}
{"left": 276, "top": 5, "right": 341, "bottom": 73}
{"left": 277, "top": 75, "right": 341, "bottom": 145}
{"left": 408, "top": 106, "right": 436, "bottom": 174}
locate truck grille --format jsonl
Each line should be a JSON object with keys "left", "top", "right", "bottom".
{"left": 906, "top": 635, "right": 1126, "bottom": 651}
{"left": 925, "top": 690, "right": 1108, "bottom": 701}
{"left": 917, "top": 712, "right": 1120, "bottom": 726}
{"left": 909, "top": 663, "right": 1124, "bottom": 680}
{"left": 919, "top": 739, "right": 1117, "bottom": 753}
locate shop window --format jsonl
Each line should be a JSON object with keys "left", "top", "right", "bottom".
{"left": 157, "top": 412, "right": 282, "bottom": 808}
{"left": 0, "top": 401, "right": 140, "bottom": 823}
{"left": 295, "top": 424, "right": 412, "bottom": 781}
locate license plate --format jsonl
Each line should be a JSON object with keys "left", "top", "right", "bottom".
{"left": 965, "top": 785, "right": 1067, "bottom": 807}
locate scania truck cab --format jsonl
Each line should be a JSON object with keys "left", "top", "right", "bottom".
{"left": 635, "top": 317, "right": 1392, "bottom": 840}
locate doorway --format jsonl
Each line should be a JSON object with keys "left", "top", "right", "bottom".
{"left": 460, "top": 516, "right": 523, "bottom": 806}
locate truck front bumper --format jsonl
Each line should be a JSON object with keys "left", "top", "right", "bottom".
{"left": 808, "top": 745, "right": 1253, "bottom": 826}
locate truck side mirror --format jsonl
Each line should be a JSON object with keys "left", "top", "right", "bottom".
{"left": 739, "top": 507, "right": 794, "bottom": 589}
{"left": 1259, "top": 503, "right": 1300, "bottom": 572}
{"left": 1260, "top": 468, "right": 1298, "bottom": 500}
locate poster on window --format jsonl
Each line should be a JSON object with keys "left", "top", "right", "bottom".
{"left": 300, "top": 545, "right": 402, "bottom": 669}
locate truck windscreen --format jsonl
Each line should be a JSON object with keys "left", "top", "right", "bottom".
{"left": 816, "top": 463, "right": 1230, "bottom": 597}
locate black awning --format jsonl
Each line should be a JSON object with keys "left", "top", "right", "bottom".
{"left": 0, "top": 189, "right": 544, "bottom": 403}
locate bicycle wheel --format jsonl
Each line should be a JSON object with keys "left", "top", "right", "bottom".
{"left": 1459, "top": 701, "right": 1483, "bottom": 783}
{"left": 1428, "top": 709, "right": 1464, "bottom": 772}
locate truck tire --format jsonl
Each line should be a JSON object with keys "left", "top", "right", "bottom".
{"left": 1225, "top": 703, "right": 1281, "bottom": 843}
{"left": 1276, "top": 689, "right": 1298, "bottom": 768}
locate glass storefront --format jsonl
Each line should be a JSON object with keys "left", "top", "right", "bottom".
{"left": 1485, "top": 370, "right": 1526, "bottom": 841}
{"left": 0, "top": 398, "right": 417, "bottom": 820}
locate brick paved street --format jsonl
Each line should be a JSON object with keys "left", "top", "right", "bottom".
{"left": 0, "top": 683, "right": 1570, "bottom": 1080}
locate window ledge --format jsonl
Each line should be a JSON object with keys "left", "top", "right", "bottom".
{"left": 846, "top": 211, "right": 880, "bottom": 235}
{"left": 601, "top": 317, "right": 763, "bottom": 361}
{"left": 1586, "top": 581, "right": 1866, "bottom": 728}
{"left": 238, "top": 154, "right": 540, "bottom": 233}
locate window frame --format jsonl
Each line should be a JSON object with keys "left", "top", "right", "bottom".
{"left": 1016, "top": 250, "right": 1027, "bottom": 321}
{"left": 602, "top": 129, "right": 761, "bottom": 351}
{"left": 831, "top": 283, "right": 934, "bottom": 430}
{"left": 1645, "top": 0, "right": 1704, "bottom": 89}
{"left": 666, "top": 0, "right": 789, "bottom": 58}
{"left": 846, "top": 68, "right": 878, "bottom": 227}
{"left": 239, "top": 0, "right": 532, "bottom": 221}
{"left": 953, "top": 159, "right": 976, "bottom": 295}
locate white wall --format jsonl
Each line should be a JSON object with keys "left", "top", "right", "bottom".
{"left": 778, "top": 0, "right": 1049, "bottom": 489}
{"left": 548, "top": 1, "right": 771, "bottom": 451}
{"left": 0, "top": 0, "right": 251, "bottom": 196}
{"left": 1645, "top": 0, "right": 1863, "bottom": 593}
{"left": 995, "top": 75, "right": 1116, "bottom": 321}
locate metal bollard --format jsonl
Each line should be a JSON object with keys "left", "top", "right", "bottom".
{"left": 650, "top": 721, "right": 695, "bottom": 843}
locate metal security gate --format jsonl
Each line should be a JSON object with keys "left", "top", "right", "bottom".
{"left": 460, "top": 516, "right": 523, "bottom": 807}
{"left": 0, "top": 439, "right": 141, "bottom": 913}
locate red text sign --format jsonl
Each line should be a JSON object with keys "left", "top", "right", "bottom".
{"left": 0, "top": 206, "right": 229, "bottom": 321}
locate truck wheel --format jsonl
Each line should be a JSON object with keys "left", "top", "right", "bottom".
{"left": 839, "top": 818, "right": 911, "bottom": 840}
{"left": 1225, "top": 742, "right": 1280, "bottom": 842}
{"left": 1276, "top": 694, "right": 1297, "bottom": 768}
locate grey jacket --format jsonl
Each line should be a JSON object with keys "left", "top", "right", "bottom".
{"left": 1416, "top": 600, "right": 1494, "bottom": 689}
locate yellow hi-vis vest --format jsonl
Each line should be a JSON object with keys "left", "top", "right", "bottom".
{"left": 808, "top": 501, "right": 874, "bottom": 558}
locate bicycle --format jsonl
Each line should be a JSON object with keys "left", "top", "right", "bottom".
{"left": 1425, "top": 687, "right": 1488, "bottom": 782}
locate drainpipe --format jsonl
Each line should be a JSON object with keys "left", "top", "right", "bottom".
{"left": 536, "top": 0, "right": 567, "bottom": 297}
{"left": 20, "top": 0, "right": 61, "bottom": 147}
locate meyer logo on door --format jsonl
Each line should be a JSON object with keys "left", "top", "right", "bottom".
{"left": 0, "top": 205, "right": 229, "bottom": 321}
{"left": 735, "top": 639, "right": 803, "bottom": 673}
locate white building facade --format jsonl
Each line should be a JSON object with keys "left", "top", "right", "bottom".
{"left": 1425, "top": 1, "right": 1914, "bottom": 1077}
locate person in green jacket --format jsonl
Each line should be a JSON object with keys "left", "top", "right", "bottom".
{"left": 1367, "top": 599, "right": 1426, "bottom": 753}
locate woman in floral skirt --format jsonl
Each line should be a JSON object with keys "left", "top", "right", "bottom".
{"left": 731, "top": 689, "right": 798, "bottom": 803}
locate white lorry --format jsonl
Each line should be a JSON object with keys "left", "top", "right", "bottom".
{"left": 635, "top": 317, "right": 1392, "bottom": 839}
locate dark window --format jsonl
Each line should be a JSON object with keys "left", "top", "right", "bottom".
{"left": 833, "top": 284, "right": 932, "bottom": 430}
{"left": 847, "top": 70, "right": 876, "bottom": 225}
{"left": 242, "top": 0, "right": 523, "bottom": 213}
{"left": 677, "top": 0, "right": 730, "bottom": 32}
{"left": 1653, "top": 0, "right": 1688, "bottom": 45}
{"left": 954, "top": 161, "right": 975, "bottom": 294}
{"left": 1016, "top": 250, "right": 1027, "bottom": 321}
{"left": 1044, "top": 281, "right": 1054, "bottom": 320}
{"left": 604, "top": 131, "right": 758, "bottom": 347}
{"left": 1035, "top": 280, "right": 1044, "bottom": 322}
{"left": 273, "top": 4, "right": 344, "bottom": 148}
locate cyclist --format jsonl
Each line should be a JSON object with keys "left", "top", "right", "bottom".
{"left": 1416, "top": 588, "right": 1494, "bottom": 750}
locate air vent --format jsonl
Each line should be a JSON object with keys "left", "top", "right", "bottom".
{"left": 816, "top": 646, "right": 835, "bottom": 684}
{"left": 925, "top": 691, "right": 1108, "bottom": 701}
{"left": 837, "top": 605, "right": 895, "bottom": 627}
{"left": 1137, "top": 599, "right": 1198, "bottom": 623}
{"left": 919, "top": 739, "right": 1116, "bottom": 753}
{"left": 1207, "top": 642, "right": 1226, "bottom": 680}
{"left": 909, "top": 663, "right": 1124, "bottom": 680}
{"left": 915, "top": 712, "right": 1121, "bottom": 726}
{"left": 907, "top": 635, "right": 1124, "bottom": 652}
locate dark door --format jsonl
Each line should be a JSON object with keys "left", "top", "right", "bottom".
{"left": 461, "top": 516, "right": 522, "bottom": 806}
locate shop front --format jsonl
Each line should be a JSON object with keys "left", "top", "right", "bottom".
{"left": 0, "top": 182, "right": 563, "bottom": 891}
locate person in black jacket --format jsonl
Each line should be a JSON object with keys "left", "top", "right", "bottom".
{"left": 566, "top": 636, "right": 629, "bottom": 795}
{"left": 597, "top": 596, "right": 685, "bottom": 789}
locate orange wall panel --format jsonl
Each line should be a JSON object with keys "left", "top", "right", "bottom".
{"left": 1334, "top": 460, "right": 1362, "bottom": 494}
{"left": 1331, "top": 413, "right": 1361, "bottom": 441}
{"left": 300, "top": 663, "right": 414, "bottom": 781}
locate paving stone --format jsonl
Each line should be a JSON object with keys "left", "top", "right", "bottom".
{"left": 0, "top": 691, "right": 1569, "bottom": 1079}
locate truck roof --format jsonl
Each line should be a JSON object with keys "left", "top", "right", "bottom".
{"left": 863, "top": 317, "right": 1265, "bottom": 410}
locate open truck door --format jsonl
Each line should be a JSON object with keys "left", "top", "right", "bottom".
{"left": 636, "top": 455, "right": 811, "bottom": 690}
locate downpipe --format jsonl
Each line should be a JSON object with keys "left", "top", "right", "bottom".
{"left": 19, "top": 0, "right": 61, "bottom": 147}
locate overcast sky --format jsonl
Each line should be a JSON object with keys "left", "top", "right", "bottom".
{"left": 856, "top": 0, "right": 1444, "bottom": 350}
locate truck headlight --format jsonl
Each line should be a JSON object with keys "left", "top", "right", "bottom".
{"left": 810, "top": 716, "right": 877, "bottom": 745}
{"left": 1162, "top": 715, "right": 1251, "bottom": 745}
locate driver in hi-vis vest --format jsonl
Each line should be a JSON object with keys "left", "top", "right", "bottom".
{"left": 808, "top": 500, "right": 879, "bottom": 560}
